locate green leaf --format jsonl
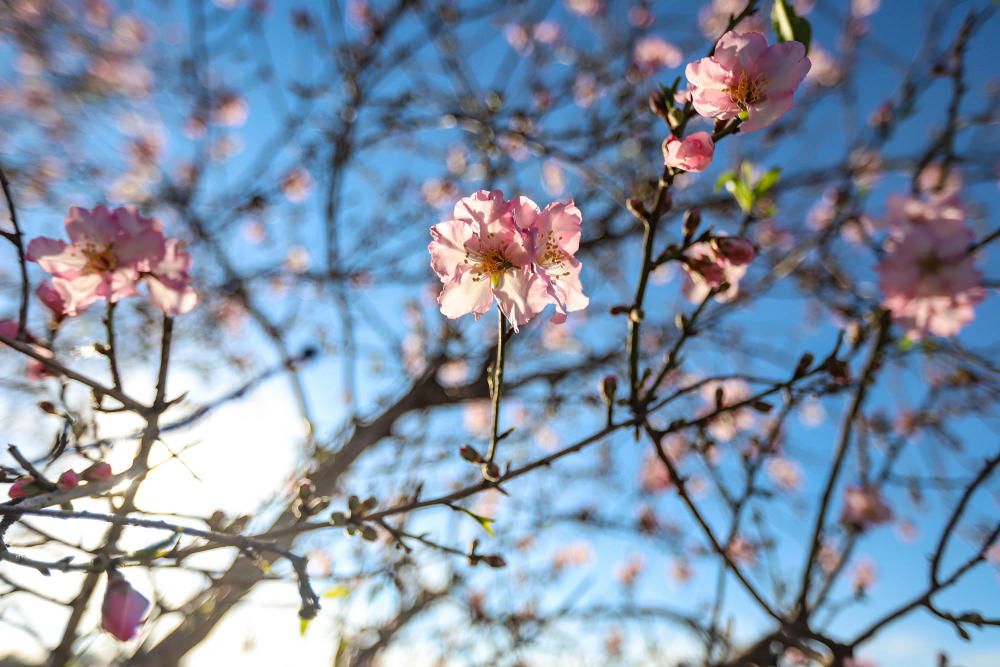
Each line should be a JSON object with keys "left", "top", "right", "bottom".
{"left": 732, "top": 180, "right": 754, "bottom": 213}
{"left": 455, "top": 506, "right": 496, "bottom": 537}
{"left": 322, "top": 585, "right": 351, "bottom": 599}
{"left": 898, "top": 337, "right": 914, "bottom": 352}
{"left": 715, "top": 171, "right": 736, "bottom": 193}
{"left": 771, "top": 0, "right": 812, "bottom": 51}
{"left": 128, "top": 532, "right": 180, "bottom": 561}
{"left": 299, "top": 617, "right": 311, "bottom": 636}
{"left": 755, "top": 168, "right": 781, "bottom": 196}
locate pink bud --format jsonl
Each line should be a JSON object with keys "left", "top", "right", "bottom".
{"left": 686, "top": 256, "right": 726, "bottom": 287}
{"left": 57, "top": 470, "right": 80, "bottom": 490}
{"left": 662, "top": 132, "right": 715, "bottom": 173}
{"left": 101, "top": 571, "right": 150, "bottom": 641}
{"left": 8, "top": 477, "right": 39, "bottom": 499}
{"left": 82, "top": 462, "right": 113, "bottom": 482}
{"left": 711, "top": 236, "right": 756, "bottom": 266}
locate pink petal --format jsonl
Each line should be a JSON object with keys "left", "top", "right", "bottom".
{"left": 27, "top": 237, "right": 88, "bottom": 278}
{"left": 438, "top": 270, "right": 493, "bottom": 320}
{"left": 494, "top": 268, "right": 535, "bottom": 330}
{"left": 757, "top": 41, "right": 810, "bottom": 93}
{"left": 713, "top": 31, "right": 769, "bottom": 72}
{"left": 65, "top": 205, "right": 118, "bottom": 246}
{"left": 741, "top": 93, "right": 794, "bottom": 132}
{"left": 147, "top": 275, "right": 198, "bottom": 315}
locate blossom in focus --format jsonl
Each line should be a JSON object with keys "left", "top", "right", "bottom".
{"left": 633, "top": 36, "right": 682, "bottom": 76}
{"left": 513, "top": 196, "right": 589, "bottom": 324}
{"left": 429, "top": 190, "right": 533, "bottom": 328}
{"left": 101, "top": 571, "right": 150, "bottom": 641}
{"left": 662, "top": 131, "right": 714, "bottom": 173}
{"left": 27, "top": 205, "right": 165, "bottom": 315}
{"left": 429, "top": 191, "right": 587, "bottom": 329}
{"left": 840, "top": 485, "right": 893, "bottom": 530}
{"left": 877, "top": 193, "right": 984, "bottom": 339}
{"left": 685, "top": 31, "right": 811, "bottom": 132}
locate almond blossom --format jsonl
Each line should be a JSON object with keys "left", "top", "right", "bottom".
{"left": 27, "top": 205, "right": 197, "bottom": 317}
{"left": 632, "top": 36, "right": 682, "bottom": 76}
{"left": 685, "top": 31, "right": 811, "bottom": 132}
{"left": 877, "top": 193, "right": 985, "bottom": 339}
{"left": 681, "top": 240, "right": 749, "bottom": 304}
{"left": 429, "top": 190, "right": 587, "bottom": 329}
{"left": 28, "top": 205, "right": 165, "bottom": 315}
{"left": 840, "top": 485, "right": 893, "bottom": 530}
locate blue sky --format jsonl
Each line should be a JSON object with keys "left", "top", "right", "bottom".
{"left": 1, "top": 1, "right": 998, "bottom": 665}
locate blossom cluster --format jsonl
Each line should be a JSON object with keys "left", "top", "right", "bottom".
{"left": 682, "top": 236, "right": 756, "bottom": 304}
{"left": 27, "top": 205, "right": 197, "bottom": 318}
{"left": 428, "top": 190, "right": 588, "bottom": 329}
{"left": 877, "top": 188, "right": 985, "bottom": 339}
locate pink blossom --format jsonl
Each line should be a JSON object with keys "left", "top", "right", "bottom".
{"left": 682, "top": 242, "right": 748, "bottom": 304}
{"left": 282, "top": 167, "right": 313, "bottom": 203}
{"left": 852, "top": 559, "right": 877, "bottom": 594}
{"left": 877, "top": 193, "right": 984, "bottom": 339}
{"left": 513, "top": 197, "right": 589, "bottom": 324}
{"left": 82, "top": 462, "right": 114, "bottom": 482}
{"left": 699, "top": 379, "right": 753, "bottom": 441}
{"left": 57, "top": 470, "right": 80, "bottom": 490}
{"left": 551, "top": 540, "right": 593, "bottom": 571}
{"left": 614, "top": 555, "right": 645, "bottom": 586}
{"left": 840, "top": 485, "right": 893, "bottom": 530}
{"left": 767, "top": 457, "right": 802, "bottom": 491}
{"left": 429, "top": 191, "right": 588, "bottom": 329}
{"left": 144, "top": 239, "right": 198, "bottom": 316}
{"left": 726, "top": 535, "right": 757, "bottom": 566}
{"left": 685, "top": 31, "right": 810, "bottom": 132}
{"left": 662, "top": 132, "right": 715, "bottom": 172}
{"left": 633, "top": 36, "right": 682, "bottom": 76}
{"left": 27, "top": 205, "right": 166, "bottom": 315}
{"left": 101, "top": 571, "right": 150, "bottom": 641}
{"left": 429, "top": 191, "right": 533, "bottom": 329}
{"left": 37, "top": 280, "right": 85, "bottom": 319}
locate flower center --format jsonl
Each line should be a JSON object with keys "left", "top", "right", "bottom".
{"left": 83, "top": 245, "right": 118, "bottom": 273}
{"left": 726, "top": 70, "right": 767, "bottom": 110}
{"left": 539, "top": 231, "right": 571, "bottom": 281}
{"left": 917, "top": 253, "right": 943, "bottom": 276}
{"left": 465, "top": 241, "right": 514, "bottom": 285}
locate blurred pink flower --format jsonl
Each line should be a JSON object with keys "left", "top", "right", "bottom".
{"left": 841, "top": 485, "right": 893, "bottom": 530}
{"left": 710, "top": 236, "right": 755, "bottom": 265}
{"left": 82, "top": 462, "right": 114, "bottom": 482}
{"left": 28, "top": 205, "right": 166, "bottom": 315}
{"left": 699, "top": 379, "right": 754, "bottom": 441}
{"left": 878, "top": 193, "right": 984, "bottom": 339}
{"left": 552, "top": 540, "right": 593, "bottom": 571}
{"left": 615, "top": 555, "right": 645, "bottom": 586}
{"left": 101, "top": 571, "right": 150, "bottom": 641}
{"left": 852, "top": 558, "right": 877, "bottom": 594}
{"left": 662, "top": 131, "right": 714, "bottom": 172}
{"left": 682, "top": 241, "right": 748, "bottom": 304}
{"left": 633, "top": 36, "right": 682, "bottom": 76}
{"left": 685, "top": 31, "right": 810, "bottom": 132}
{"left": 144, "top": 239, "right": 198, "bottom": 316}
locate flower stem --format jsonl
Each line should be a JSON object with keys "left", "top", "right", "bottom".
{"left": 486, "top": 309, "right": 508, "bottom": 465}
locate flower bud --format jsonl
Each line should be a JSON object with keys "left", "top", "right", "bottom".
{"left": 683, "top": 208, "right": 701, "bottom": 238}
{"left": 8, "top": 477, "right": 40, "bottom": 499}
{"left": 57, "top": 470, "right": 80, "bottom": 490}
{"left": 101, "top": 571, "right": 150, "bottom": 642}
{"left": 711, "top": 236, "right": 755, "bottom": 266}
{"left": 81, "top": 462, "right": 113, "bottom": 482}
{"left": 459, "top": 445, "right": 484, "bottom": 463}
{"left": 481, "top": 462, "right": 500, "bottom": 482}
{"left": 599, "top": 375, "right": 618, "bottom": 404}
